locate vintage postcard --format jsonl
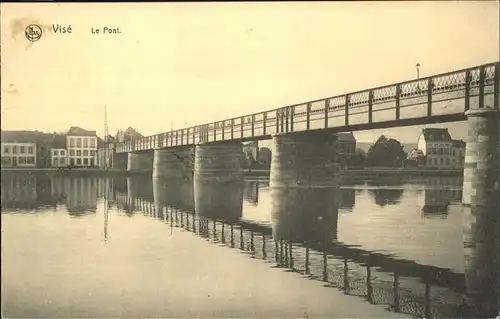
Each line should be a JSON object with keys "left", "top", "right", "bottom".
{"left": 1, "top": 2, "right": 499, "bottom": 318}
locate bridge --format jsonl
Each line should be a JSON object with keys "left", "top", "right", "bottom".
{"left": 113, "top": 61, "right": 499, "bottom": 192}
{"left": 115, "top": 61, "right": 500, "bottom": 317}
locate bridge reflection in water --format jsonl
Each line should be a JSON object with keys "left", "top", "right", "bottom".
{"left": 114, "top": 176, "right": 476, "bottom": 319}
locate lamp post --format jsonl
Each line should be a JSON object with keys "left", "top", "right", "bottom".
{"left": 416, "top": 63, "right": 421, "bottom": 79}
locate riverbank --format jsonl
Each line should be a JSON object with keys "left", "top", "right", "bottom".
{"left": 244, "top": 167, "right": 464, "bottom": 177}
{"left": 2, "top": 167, "right": 464, "bottom": 178}
{"left": 0, "top": 168, "right": 129, "bottom": 177}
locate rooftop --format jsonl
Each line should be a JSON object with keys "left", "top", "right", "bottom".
{"left": 1, "top": 130, "right": 40, "bottom": 143}
{"left": 335, "top": 132, "right": 356, "bottom": 143}
{"left": 67, "top": 126, "right": 97, "bottom": 137}
{"left": 452, "top": 139, "right": 466, "bottom": 148}
{"left": 421, "top": 128, "right": 452, "bottom": 142}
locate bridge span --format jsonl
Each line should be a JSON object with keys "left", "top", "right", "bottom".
{"left": 114, "top": 61, "right": 499, "bottom": 316}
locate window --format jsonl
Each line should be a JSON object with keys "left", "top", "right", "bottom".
{"left": 60, "top": 150, "right": 65, "bottom": 155}
{"left": 76, "top": 138, "right": 82, "bottom": 147}
{"left": 28, "top": 146, "right": 33, "bottom": 154}
{"left": 83, "top": 138, "right": 88, "bottom": 148}
{"left": 76, "top": 150, "right": 81, "bottom": 156}
{"left": 20, "top": 146, "right": 26, "bottom": 154}
{"left": 70, "top": 150, "right": 75, "bottom": 156}
{"left": 83, "top": 158, "right": 88, "bottom": 165}
{"left": 54, "top": 150, "right": 59, "bottom": 156}
{"left": 438, "top": 148, "right": 443, "bottom": 155}
{"left": 2, "top": 156, "right": 11, "bottom": 165}
{"left": 440, "top": 158, "right": 444, "bottom": 165}
{"left": 90, "top": 138, "right": 96, "bottom": 147}
{"left": 3, "top": 146, "right": 9, "bottom": 154}
{"left": 12, "top": 146, "right": 17, "bottom": 154}
{"left": 444, "top": 148, "right": 449, "bottom": 155}
{"left": 70, "top": 138, "right": 75, "bottom": 147}
{"left": 59, "top": 158, "right": 65, "bottom": 165}
{"left": 446, "top": 157, "right": 450, "bottom": 165}
{"left": 90, "top": 150, "right": 95, "bottom": 156}
{"left": 76, "top": 158, "right": 81, "bottom": 165}
{"left": 53, "top": 159, "right": 58, "bottom": 166}
{"left": 19, "top": 156, "right": 27, "bottom": 164}
{"left": 26, "top": 157, "right": 34, "bottom": 164}
{"left": 83, "top": 150, "right": 89, "bottom": 156}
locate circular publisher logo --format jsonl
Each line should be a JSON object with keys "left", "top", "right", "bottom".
{"left": 25, "top": 24, "right": 42, "bottom": 42}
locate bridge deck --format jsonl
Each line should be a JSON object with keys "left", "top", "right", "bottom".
{"left": 117, "top": 62, "right": 499, "bottom": 153}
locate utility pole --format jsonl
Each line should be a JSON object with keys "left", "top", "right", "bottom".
{"left": 104, "top": 105, "right": 109, "bottom": 169}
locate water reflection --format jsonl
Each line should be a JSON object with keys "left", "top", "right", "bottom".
{"left": 418, "top": 177, "right": 463, "bottom": 219}
{"left": 2, "top": 173, "right": 498, "bottom": 318}
{"left": 127, "top": 176, "right": 154, "bottom": 201}
{"left": 117, "top": 178, "right": 467, "bottom": 319}
{"left": 338, "top": 188, "right": 355, "bottom": 211}
{"left": 270, "top": 186, "right": 339, "bottom": 243}
{"left": 1, "top": 173, "right": 99, "bottom": 215}
{"left": 244, "top": 181, "right": 259, "bottom": 205}
{"left": 194, "top": 178, "right": 244, "bottom": 223}
{"left": 462, "top": 198, "right": 500, "bottom": 317}
{"left": 153, "top": 177, "right": 194, "bottom": 212}
{"left": 1, "top": 173, "right": 38, "bottom": 210}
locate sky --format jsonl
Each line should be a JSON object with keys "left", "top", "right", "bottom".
{"left": 1, "top": 2, "right": 499, "bottom": 146}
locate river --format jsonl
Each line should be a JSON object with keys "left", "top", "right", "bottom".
{"left": 0, "top": 172, "right": 487, "bottom": 318}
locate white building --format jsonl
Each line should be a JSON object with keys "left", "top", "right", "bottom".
{"left": 66, "top": 126, "right": 98, "bottom": 167}
{"left": 1, "top": 142, "right": 37, "bottom": 167}
{"left": 51, "top": 148, "right": 68, "bottom": 167}
{"left": 417, "top": 128, "right": 453, "bottom": 168}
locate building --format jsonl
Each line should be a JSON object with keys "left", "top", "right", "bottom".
{"left": 50, "top": 133, "right": 68, "bottom": 168}
{"left": 66, "top": 126, "right": 98, "bottom": 167}
{"left": 51, "top": 149, "right": 68, "bottom": 167}
{"left": 451, "top": 139, "right": 466, "bottom": 169}
{"left": 96, "top": 135, "right": 116, "bottom": 169}
{"left": 335, "top": 132, "right": 357, "bottom": 167}
{"left": 116, "top": 126, "right": 143, "bottom": 143}
{"left": 1, "top": 131, "right": 38, "bottom": 167}
{"left": 417, "top": 128, "right": 453, "bottom": 168}
{"left": 406, "top": 149, "right": 426, "bottom": 166}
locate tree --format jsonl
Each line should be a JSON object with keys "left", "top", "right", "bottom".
{"left": 347, "top": 148, "right": 367, "bottom": 167}
{"left": 366, "top": 135, "right": 407, "bottom": 167}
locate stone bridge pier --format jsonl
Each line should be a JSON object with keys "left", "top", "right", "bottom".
{"left": 114, "top": 153, "right": 128, "bottom": 169}
{"left": 127, "top": 150, "right": 153, "bottom": 174}
{"left": 152, "top": 147, "right": 194, "bottom": 180}
{"left": 193, "top": 141, "right": 245, "bottom": 223}
{"left": 194, "top": 141, "right": 245, "bottom": 183}
{"left": 269, "top": 131, "right": 340, "bottom": 236}
{"left": 269, "top": 131, "right": 340, "bottom": 188}
{"left": 461, "top": 107, "right": 499, "bottom": 317}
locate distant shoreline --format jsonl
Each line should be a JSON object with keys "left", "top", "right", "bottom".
{"left": 1, "top": 167, "right": 464, "bottom": 178}
{"left": 244, "top": 168, "right": 464, "bottom": 177}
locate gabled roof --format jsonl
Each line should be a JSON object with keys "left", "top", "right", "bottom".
{"left": 1, "top": 130, "right": 39, "bottom": 143}
{"left": 243, "top": 141, "right": 258, "bottom": 149}
{"left": 421, "top": 128, "right": 452, "bottom": 142}
{"left": 67, "top": 126, "right": 96, "bottom": 137}
{"left": 53, "top": 134, "right": 67, "bottom": 148}
{"left": 452, "top": 139, "right": 466, "bottom": 148}
{"left": 335, "top": 132, "right": 356, "bottom": 143}
{"left": 97, "top": 137, "right": 105, "bottom": 148}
